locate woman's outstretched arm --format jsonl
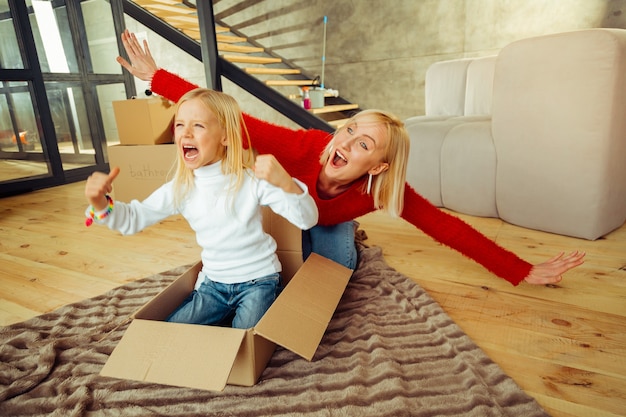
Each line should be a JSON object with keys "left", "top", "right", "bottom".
{"left": 401, "top": 184, "right": 585, "bottom": 286}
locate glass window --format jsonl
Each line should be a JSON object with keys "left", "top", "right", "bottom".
{"left": 1, "top": 0, "right": 129, "bottom": 192}
{"left": 30, "top": 0, "right": 79, "bottom": 73}
{"left": 0, "top": 0, "right": 25, "bottom": 69}
{"left": 96, "top": 83, "right": 128, "bottom": 151}
{"left": 82, "top": 0, "right": 121, "bottom": 74}
{"left": 44, "top": 82, "right": 96, "bottom": 170}
{"left": 0, "top": 81, "right": 52, "bottom": 182}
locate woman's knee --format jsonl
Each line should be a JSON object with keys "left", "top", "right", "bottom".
{"left": 307, "top": 221, "right": 357, "bottom": 269}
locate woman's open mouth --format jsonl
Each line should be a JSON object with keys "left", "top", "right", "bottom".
{"left": 332, "top": 150, "right": 347, "bottom": 167}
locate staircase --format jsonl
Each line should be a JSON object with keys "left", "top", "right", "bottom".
{"left": 130, "top": 0, "right": 359, "bottom": 129}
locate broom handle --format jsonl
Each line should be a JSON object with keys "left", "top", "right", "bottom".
{"left": 321, "top": 16, "right": 327, "bottom": 89}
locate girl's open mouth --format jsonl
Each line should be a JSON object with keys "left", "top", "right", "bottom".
{"left": 183, "top": 145, "right": 199, "bottom": 161}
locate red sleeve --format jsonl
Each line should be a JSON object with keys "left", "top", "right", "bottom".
{"left": 400, "top": 184, "right": 532, "bottom": 285}
{"left": 242, "top": 114, "right": 332, "bottom": 161}
{"left": 150, "top": 69, "right": 200, "bottom": 103}
{"left": 150, "top": 68, "right": 334, "bottom": 161}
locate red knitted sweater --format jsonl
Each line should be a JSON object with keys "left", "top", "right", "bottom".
{"left": 149, "top": 69, "right": 532, "bottom": 285}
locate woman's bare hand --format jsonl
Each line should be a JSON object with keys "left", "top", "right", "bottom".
{"left": 116, "top": 29, "right": 159, "bottom": 82}
{"left": 524, "top": 251, "right": 586, "bottom": 285}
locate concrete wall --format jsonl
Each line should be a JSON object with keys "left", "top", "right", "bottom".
{"left": 127, "top": 0, "right": 626, "bottom": 126}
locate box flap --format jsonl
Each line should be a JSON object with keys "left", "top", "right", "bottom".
{"left": 133, "top": 261, "right": 201, "bottom": 321}
{"left": 261, "top": 206, "right": 303, "bottom": 283}
{"left": 254, "top": 253, "right": 352, "bottom": 361}
{"left": 100, "top": 319, "right": 246, "bottom": 391}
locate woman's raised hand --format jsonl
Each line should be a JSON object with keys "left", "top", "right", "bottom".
{"left": 116, "top": 29, "right": 159, "bottom": 82}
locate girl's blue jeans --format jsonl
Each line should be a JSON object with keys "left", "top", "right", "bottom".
{"left": 166, "top": 273, "right": 280, "bottom": 329}
{"left": 302, "top": 221, "right": 358, "bottom": 270}
{"left": 166, "top": 221, "right": 356, "bottom": 329}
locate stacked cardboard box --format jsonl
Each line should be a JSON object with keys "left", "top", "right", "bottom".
{"left": 108, "top": 97, "right": 177, "bottom": 202}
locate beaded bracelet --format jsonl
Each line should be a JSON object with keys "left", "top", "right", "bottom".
{"left": 85, "top": 195, "right": 114, "bottom": 227}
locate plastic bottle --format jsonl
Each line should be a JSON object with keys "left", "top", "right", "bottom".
{"left": 302, "top": 87, "right": 311, "bottom": 110}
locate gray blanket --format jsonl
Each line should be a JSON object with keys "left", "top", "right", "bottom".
{"left": 0, "top": 232, "right": 549, "bottom": 416}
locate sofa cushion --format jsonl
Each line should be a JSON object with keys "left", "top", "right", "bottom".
{"left": 423, "top": 58, "right": 473, "bottom": 117}
{"left": 406, "top": 119, "right": 458, "bottom": 206}
{"left": 440, "top": 120, "right": 498, "bottom": 218}
{"left": 464, "top": 56, "right": 497, "bottom": 116}
{"left": 492, "top": 29, "right": 626, "bottom": 240}
{"left": 406, "top": 115, "right": 491, "bottom": 207}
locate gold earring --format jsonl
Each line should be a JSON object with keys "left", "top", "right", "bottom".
{"left": 367, "top": 173, "right": 373, "bottom": 194}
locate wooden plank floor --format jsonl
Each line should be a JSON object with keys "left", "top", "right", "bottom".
{"left": 1, "top": 181, "right": 625, "bottom": 416}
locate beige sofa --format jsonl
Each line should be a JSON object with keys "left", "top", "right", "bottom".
{"left": 405, "top": 29, "right": 626, "bottom": 240}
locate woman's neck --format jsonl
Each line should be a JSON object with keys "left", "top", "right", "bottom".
{"left": 316, "top": 169, "right": 354, "bottom": 200}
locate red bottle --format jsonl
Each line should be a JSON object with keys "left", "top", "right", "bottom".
{"left": 302, "top": 87, "right": 311, "bottom": 110}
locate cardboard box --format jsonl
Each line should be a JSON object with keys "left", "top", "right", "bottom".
{"left": 107, "top": 144, "right": 177, "bottom": 202}
{"left": 100, "top": 209, "right": 353, "bottom": 391}
{"left": 112, "top": 97, "right": 175, "bottom": 145}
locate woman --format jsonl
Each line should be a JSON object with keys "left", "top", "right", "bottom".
{"left": 115, "top": 29, "right": 584, "bottom": 286}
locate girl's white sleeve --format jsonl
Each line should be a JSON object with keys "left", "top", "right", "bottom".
{"left": 94, "top": 182, "right": 178, "bottom": 235}
{"left": 259, "top": 178, "right": 319, "bottom": 230}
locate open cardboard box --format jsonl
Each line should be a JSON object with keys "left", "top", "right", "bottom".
{"left": 100, "top": 207, "right": 353, "bottom": 391}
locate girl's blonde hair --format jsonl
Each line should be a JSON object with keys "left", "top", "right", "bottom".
{"left": 171, "top": 88, "right": 253, "bottom": 208}
{"left": 319, "top": 109, "right": 410, "bottom": 217}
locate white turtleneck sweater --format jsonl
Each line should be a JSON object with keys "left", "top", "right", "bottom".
{"left": 97, "top": 162, "right": 318, "bottom": 286}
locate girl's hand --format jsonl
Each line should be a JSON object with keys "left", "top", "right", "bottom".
{"left": 253, "top": 154, "right": 303, "bottom": 194}
{"left": 524, "top": 251, "right": 586, "bottom": 285}
{"left": 116, "top": 29, "right": 159, "bottom": 82}
{"left": 85, "top": 167, "right": 120, "bottom": 210}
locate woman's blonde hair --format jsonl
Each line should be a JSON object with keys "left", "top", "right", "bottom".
{"left": 171, "top": 88, "right": 253, "bottom": 208}
{"left": 319, "top": 109, "right": 410, "bottom": 217}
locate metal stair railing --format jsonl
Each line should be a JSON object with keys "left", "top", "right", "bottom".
{"left": 120, "top": 0, "right": 333, "bottom": 132}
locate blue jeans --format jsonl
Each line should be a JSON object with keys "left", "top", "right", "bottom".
{"left": 302, "top": 221, "right": 357, "bottom": 270}
{"left": 166, "top": 273, "right": 281, "bottom": 329}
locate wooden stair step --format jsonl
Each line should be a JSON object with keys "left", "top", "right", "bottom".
{"left": 218, "top": 43, "right": 263, "bottom": 53}
{"left": 265, "top": 79, "right": 316, "bottom": 86}
{"left": 311, "top": 104, "right": 359, "bottom": 114}
{"left": 222, "top": 54, "right": 282, "bottom": 64}
{"left": 164, "top": 15, "right": 198, "bottom": 26}
{"left": 173, "top": 31, "right": 248, "bottom": 45}
{"left": 182, "top": 29, "right": 200, "bottom": 40}
{"left": 134, "top": 0, "right": 186, "bottom": 6}
{"left": 147, "top": 12, "right": 197, "bottom": 27}
{"left": 135, "top": 2, "right": 193, "bottom": 14}
{"left": 171, "top": 21, "right": 199, "bottom": 30}
{"left": 217, "top": 34, "right": 247, "bottom": 43}
{"left": 244, "top": 67, "right": 301, "bottom": 75}
{"left": 288, "top": 90, "right": 337, "bottom": 99}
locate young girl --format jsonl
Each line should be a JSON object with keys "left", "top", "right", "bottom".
{"left": 84, "top": 88, "right": 318, "bottom": 329}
